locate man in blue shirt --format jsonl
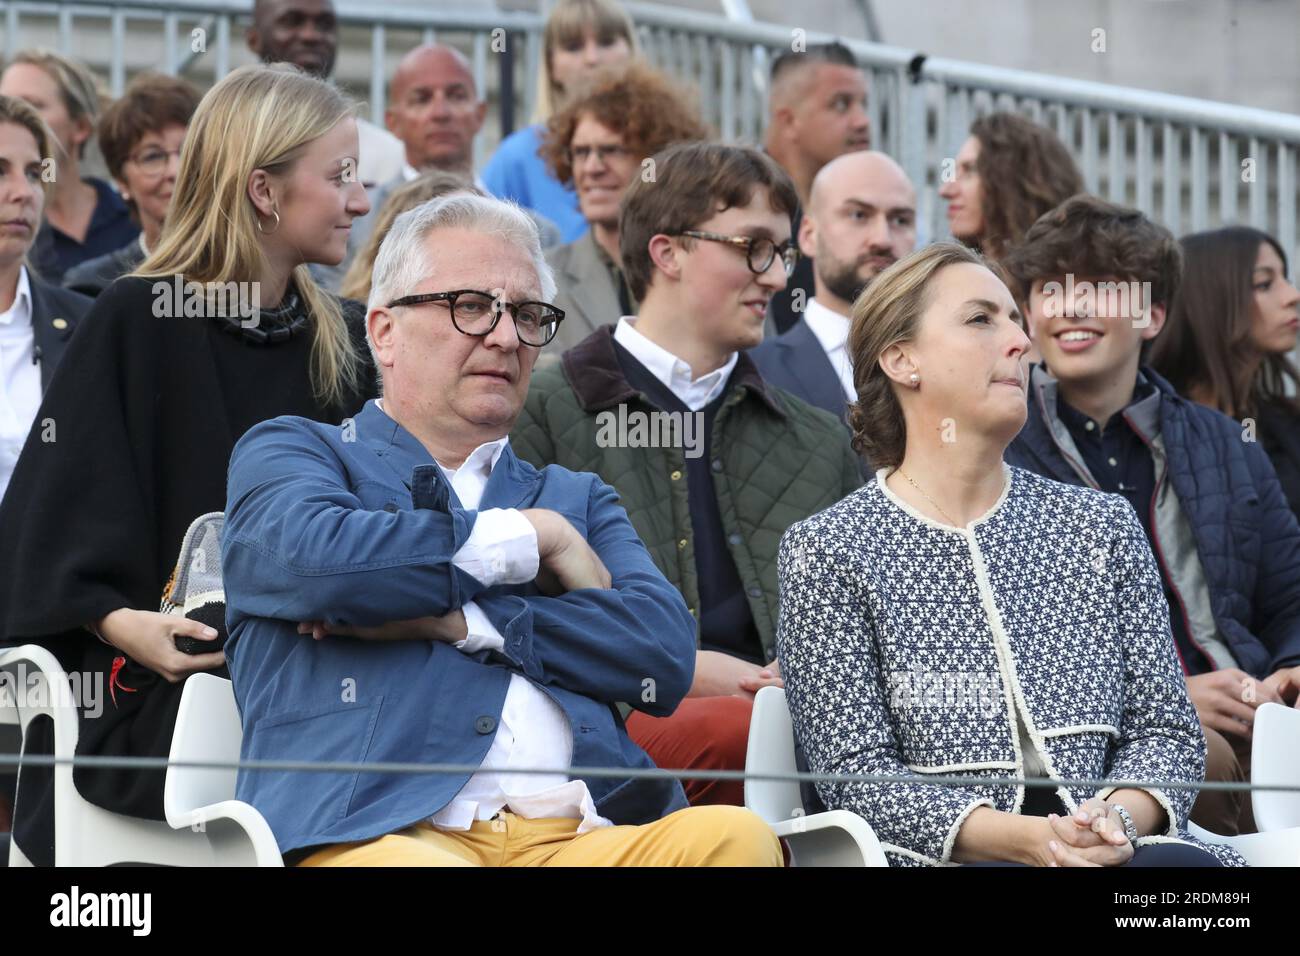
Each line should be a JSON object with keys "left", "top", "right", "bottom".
{"left": 222, "top": 193, "right": 781, "bottom": 866}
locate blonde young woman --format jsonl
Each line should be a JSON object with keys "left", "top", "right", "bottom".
{"left": 0, "top": 64, "right": 375, "bottom": 865}
{"left": 0, "top": 49, "right": 139, "bottom": 282}
{"left": 776, "top": 242, "right": 1245, "bottom": 867}
{"left": 480, "top": 0, "right": 636, "bottom": 243}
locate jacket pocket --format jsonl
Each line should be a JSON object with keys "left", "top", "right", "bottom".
{"left": 245, "top": 696, "right": 383, "bottom": 824}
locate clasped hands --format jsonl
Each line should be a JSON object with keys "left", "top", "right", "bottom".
{"left": 1033, "top": 796, "right": 1135, "bottom": 867}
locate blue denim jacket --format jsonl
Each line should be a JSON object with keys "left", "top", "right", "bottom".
{"left": 222, "top": 400, "right": 694, "bottom": 854}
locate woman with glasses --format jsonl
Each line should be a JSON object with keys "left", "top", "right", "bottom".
{"left": 0, "top": 49, "right": 140, "bottom": 283}
{"left": 481, "top": 0, "right": 637, "bottom": 243}
{"left": 62, "top": 73, "right": 200, "bottom": 297}
{"left": 0, "top": 64, "right": 376, "bottom": 866}
{"left": 537, "top": 62, "right": 709, "bottom": 357}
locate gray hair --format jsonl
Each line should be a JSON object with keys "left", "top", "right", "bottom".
{"left": 368, "top": 193, "right": 557, "bottom": 315}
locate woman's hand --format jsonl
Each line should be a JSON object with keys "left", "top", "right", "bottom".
{"left": 96, "top": 607, "right": 225, "bottom": 683}
{"left": 297, "top": 609, "right": 468, "bottom": 644}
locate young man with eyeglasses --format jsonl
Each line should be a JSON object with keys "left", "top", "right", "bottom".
{"left": 511, "top": 142, "right": 862, "bottom": 808}
{"left": 222, "top": 193, "right": 783, "bottom": 866}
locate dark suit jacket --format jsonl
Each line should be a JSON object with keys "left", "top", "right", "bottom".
{"left": 750, "top": 318, "right": 849, "bottom": 424}
{"left": 28, "top": 271, "right": 93, "bottom": 390}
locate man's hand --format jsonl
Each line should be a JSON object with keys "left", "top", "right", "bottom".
{"left": 297, "top": 609, "right": 468, "bottom": 644}
{"left": 690, "top": 650, "right": 783, "bottom": 699}
{"left": 1262, "top": 665, "right": 1300, "bottom": 707}
{"left": 1186, "top": 668, "right": 1284, "bottom": 738}
{"left": 519, "top": 508, "right": 612, "bottom": 595}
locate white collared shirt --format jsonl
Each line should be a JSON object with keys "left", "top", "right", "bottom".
{"left": 801, "top": 297, "right": 855, "bottom": 400}
{"left": 400, "top": 161, "right": 488, "bottom": 193}
{"left": 372, "top": 399, "right": 611, "bottom": 833}
{"left": 0, "top": 267, "right": 39, "bottom": 505}
{"left": 612, "top": 316, "right": 738, "bottom": 411}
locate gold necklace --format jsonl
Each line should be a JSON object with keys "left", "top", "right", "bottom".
{"left": 898, "top": 468, "right": 960, "bottom": 527}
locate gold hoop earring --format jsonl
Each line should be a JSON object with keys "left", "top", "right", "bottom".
{"left": 256, "top": 209, "right": 281, "bottom": 235}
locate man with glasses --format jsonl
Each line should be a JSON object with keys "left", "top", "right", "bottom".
{"left": 221, "top": 193, "right": 782, "bottom": 867}
{"left": 512, "top": 142, "right": 862, "bottom": 808}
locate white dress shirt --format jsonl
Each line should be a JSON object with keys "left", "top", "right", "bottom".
{"left": 400, "top": 162, "right": 488, "bottom": 193}
{"left": 373, "top": 400, "right": 611, "bottom": 833}
{"left": 612, "top": 316, "right": 738, "bottom": 410}
{"left": 0, "top": 267, "right": 39, "bottom": 505}
{"left": 801, "top": 297, "right": 855, "bottom": 401}
{"left": 356, "top": 118, "right": 406, "bottom": 189}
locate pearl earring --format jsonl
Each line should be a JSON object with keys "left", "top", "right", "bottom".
{"left": 909, "top": 373, "right": 920, "bottom": 387}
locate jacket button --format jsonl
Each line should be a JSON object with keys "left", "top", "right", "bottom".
{"left": 474, "top": 716, "right": 497, "bottom": 735}
{"left": 678, "top": 538, "right": 688, "bottom": 549}
{"left": 710, "top": 458, "right": 723, "bottom": 473}
{"left": 383, "top": 502, "right": 398, "bottom": 513}
{"left": 728, "top": 533, "right": 743, "bottom": 546}
{"left": 747, "top": 586, "right": 762, "bottom": 598}
{"left": 670, "top": 470, "right": 682, "bottom": 481}
{"left": 52, "top": 317, "right": 68, "bottom": 330}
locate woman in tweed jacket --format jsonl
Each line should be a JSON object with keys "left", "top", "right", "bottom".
{"left": 777, "top": 242, "right": 1245, "bottom": 867}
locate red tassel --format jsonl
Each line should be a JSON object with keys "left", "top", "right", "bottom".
{"left": 109, "top": 656, "right": 138, "bottom": 708}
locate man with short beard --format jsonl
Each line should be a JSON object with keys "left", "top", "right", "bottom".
{"left": 752, "top": 150, "right": 915, "bottom": 427}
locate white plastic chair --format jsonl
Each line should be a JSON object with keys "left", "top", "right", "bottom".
{"left": 1187, "top": 821, "right": 1300, "bottom": 866}
{"left": 1251, "top": 701, "right": 1300, "bottom": 832}
{"left": 0, "top": 645, "right": 279, "bottom": 866}
{"left": 163, "top": 673, "right": 282, "bottom": 866}
{"left": 744, "top": 685, "right": 888, "bottom": 866}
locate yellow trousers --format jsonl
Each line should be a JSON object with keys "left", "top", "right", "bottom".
{"left": 297, "top": 805, "right": 783, "bottom": 867}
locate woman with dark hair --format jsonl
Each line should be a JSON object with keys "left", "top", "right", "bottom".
{"left": 62, "top": 72, "right": 201, "bottom": 296}
{"left": 1150, "top": 226, "right": 1300, "bottom": 515}
{"left": 777, "top": 241, "right": 1244, "bottom": 867}
{"left": 0, "top": 63, "right": 375, "bottom": 865}
{"left": 938, "top": 112, "right": 1083, "bottom": 262}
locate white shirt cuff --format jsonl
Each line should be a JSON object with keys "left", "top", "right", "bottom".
{"left": 455, "top": 601, "right": 507, "bottom": 654}
{"left": 451, "top": 508, "right": 539, "bottom": 586}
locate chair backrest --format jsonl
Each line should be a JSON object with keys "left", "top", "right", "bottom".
{"left": 1251, "top": 701, "right": 1300, "bottom": 831}
{"left": 744, "top": 686, "right": 806, "bottom": 825}
{"left": 0, "top": 645, "right": 80, "bottom": 751}
{"left": 163, "top": 673, "right": 242, "bottom": 825}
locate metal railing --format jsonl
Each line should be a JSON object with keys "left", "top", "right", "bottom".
{"left": 3, "top": 0, "right": 1298, "bottom": 255}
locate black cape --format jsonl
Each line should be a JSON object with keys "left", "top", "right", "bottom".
{"left": 0, "top": 274, "right": 375, "bottom": 862}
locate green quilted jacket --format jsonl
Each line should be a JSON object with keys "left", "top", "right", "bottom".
{"left": 510, "top": 326, "right": 863, "bottom": 662}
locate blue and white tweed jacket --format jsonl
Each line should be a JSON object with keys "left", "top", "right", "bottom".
{"left": 777, "top": 465, "right": 1247, "bottom": 867}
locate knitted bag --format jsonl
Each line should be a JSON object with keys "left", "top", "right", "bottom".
{"left": 160, "top": 511, "right": 227, "bottom": 653}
